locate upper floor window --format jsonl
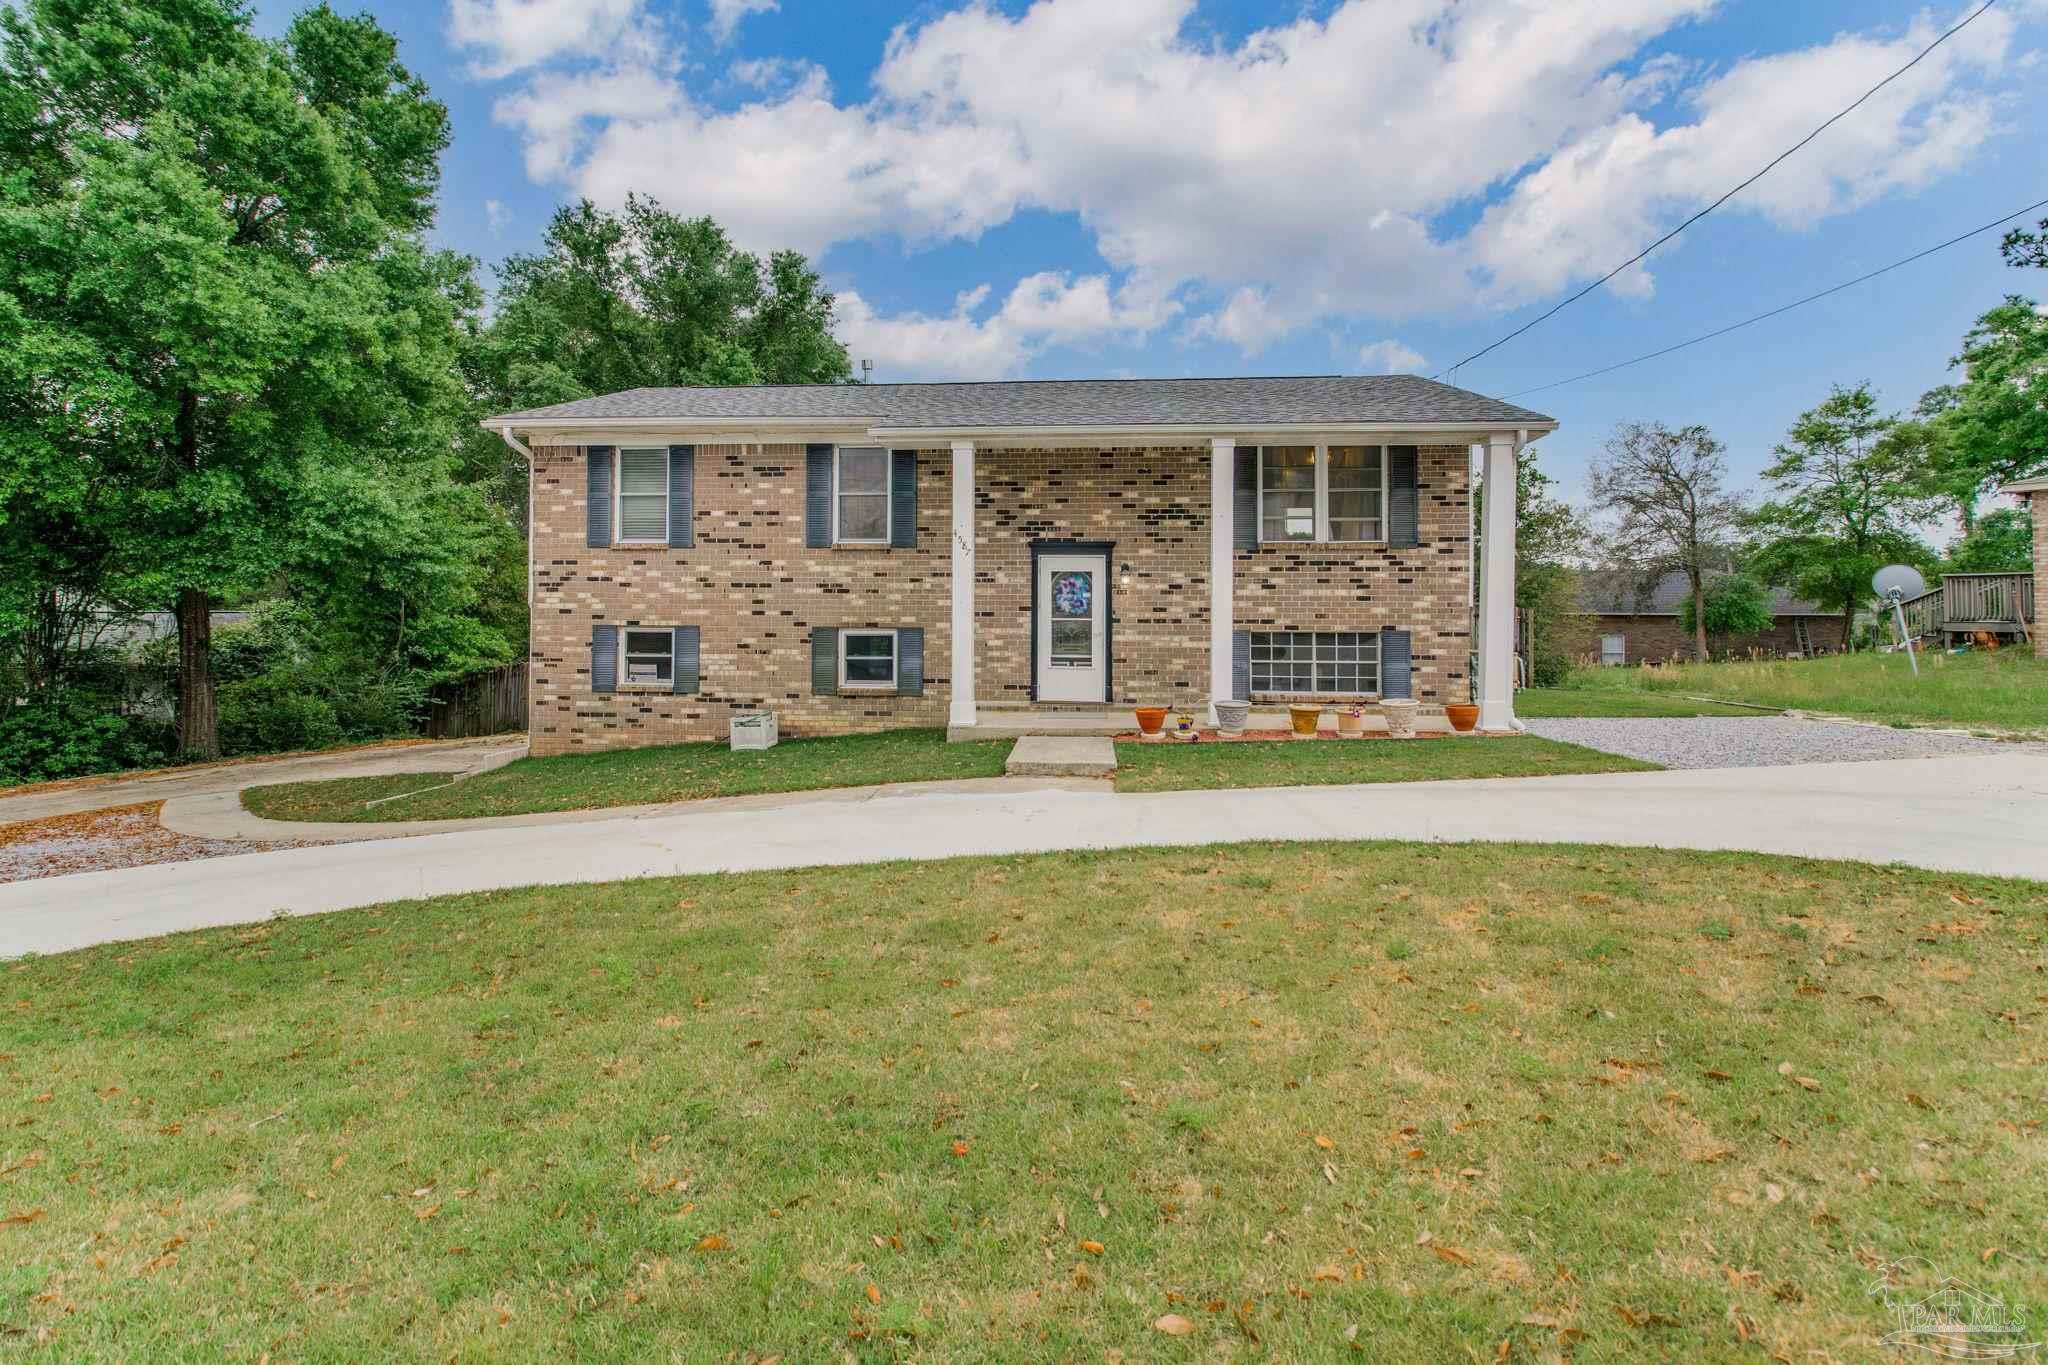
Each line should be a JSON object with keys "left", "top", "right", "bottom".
{"left": 835, "top": 447, "right": 890, "bottom": 544}
{"left": 1254, "top": 443, "right": 1389, "bottom": 544}
{"left": 617, "top": 447, "right": 669, "bottom": 543}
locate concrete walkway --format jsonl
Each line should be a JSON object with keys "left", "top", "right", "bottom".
{"left": 0, "top": 737, "right": 527, "bottom": 825}
{"left": 5, "top": 751, "right": 2043, "bottom": 957}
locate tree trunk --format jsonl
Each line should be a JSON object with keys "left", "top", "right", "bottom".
{"left": 175, "top": 587, "right": 219, "bottom": 759}
{"left": 1690, "top": 577, "right": 1710, "bottom": 663}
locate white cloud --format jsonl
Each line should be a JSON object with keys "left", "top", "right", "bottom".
{"left": 708, "top": 0, "right": 777, "bottom": 48}
{"left": 484, "top": 198, "right": 511, "bottom": 235}
{"left": 480, "top": 0, "right": 2035, "bottom": 366}
{"left": 1357, "top": 339, "right": 1427, "bottom": 374}
{"left": 449, "top": 0, "right": 668, "bottom": 79}
{"left": 838, "top": 272, "right": 1180, "bottom": 380}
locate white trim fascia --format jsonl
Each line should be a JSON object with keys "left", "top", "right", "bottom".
{"left": 866, "top": 420, "right": 1559, "bottom": 443}
{"left": 483, "top": 417, "right": 1560, "bottom": 447}
{"left": 2001, "top": 477, "right": 2048, "bottom": 494}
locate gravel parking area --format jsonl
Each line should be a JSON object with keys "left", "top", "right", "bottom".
{"left": 1524, "top": 716, "right": 2038, "bottom": 769}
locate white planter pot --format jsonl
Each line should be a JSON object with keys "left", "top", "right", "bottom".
{"left": 1213, "top": 700, "right": 1251, "bottom": 735}
{"left": 1381, "top": 698, "right": 1419, "bottom": 739}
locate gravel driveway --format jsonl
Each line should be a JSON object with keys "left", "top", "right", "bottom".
{"left": 1524, "top": 716, "right": 2038, "bottom": 769}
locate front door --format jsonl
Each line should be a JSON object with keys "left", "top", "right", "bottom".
{"left": 1036, "top": 552, "right": 1108, "bottom": 702}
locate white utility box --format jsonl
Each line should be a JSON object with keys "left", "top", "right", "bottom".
{"left": 729, "top": 711, "right": 779, "bottom": 751}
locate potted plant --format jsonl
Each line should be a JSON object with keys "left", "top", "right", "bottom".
{"left": 1445, "top": 680, "right": 1479, "bottom": 734}
{"left": 1134, "top": 705, "right": 1168, "bottom": 736}
{"left": 1287, "top": 702, "right": 1323, "bottom": 738}
{"left": 1214, "top": 699, "right": 1251, "bottom": 736}
{"left": 1336, "top": 704, "right": 1366, "bottom": 737}
{"left": 1172, "top": 710, "right": 1198, "bottom": 739}
{"left": 1382, "top": 697, "right": 1419, "bottom": 738}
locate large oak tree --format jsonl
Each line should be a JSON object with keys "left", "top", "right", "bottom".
{"left": 0, "top": 0, "right": 483, "bottom": 756}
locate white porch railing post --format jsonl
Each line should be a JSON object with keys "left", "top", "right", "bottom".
{"left": 1208, "top": 436, "right": 1236, "bottom": 725}
{"left": 950, "top": 440, "right": 977, "bottom": 728}
{"left": 1477, "top": 431, "right": 1519, "bottom": 732}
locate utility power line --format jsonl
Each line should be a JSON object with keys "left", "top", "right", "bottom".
{"left": 1433, "top": 0, "right": 2002, "bottom": 382}
{"left": 1503, "top": 194, "right": 2048, "bottom": 399}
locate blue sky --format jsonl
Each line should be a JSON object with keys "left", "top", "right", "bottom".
{"left": 253, "top": 1, "right": 2047, "bottom": 508}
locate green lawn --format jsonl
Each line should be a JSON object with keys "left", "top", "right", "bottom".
{"left": 1551, "top": 648, "right": 2048, "bottom": 734}
{"left": 241, "top": 728, "right": 1011, "bottom": 822}
{"left": 1513, "top": 688, "right": 1766, "bottom": 718}
{"left": 1114, "top": 734, "right": 1653, "bottom": 791}
{"left": 3, "top": 843, "right": 2041, "bottom": 1359}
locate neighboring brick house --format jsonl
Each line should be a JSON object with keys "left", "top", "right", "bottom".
{"left": 485, "top": 376, "right": 1554, "bottom": 755}
{"left": 1573, "top": 569, "right": 1847, "bottom": 665}
{"left": 2004, "top": 477, "right": 2048, "bottom": 659}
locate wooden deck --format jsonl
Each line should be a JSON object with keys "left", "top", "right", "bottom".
{"left": 1901, "top": 573, "right": 2034, "bottom": 645}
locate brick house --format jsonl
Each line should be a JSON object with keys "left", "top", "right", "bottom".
{"left": 2003, "top": 477, "right": 2048, "bottom": 659}
{"left": 484, "top": 376, "right": 1554, "bottom": 756}
{"left": 1573, "top": 569, "right": 1848, "bottom": 665}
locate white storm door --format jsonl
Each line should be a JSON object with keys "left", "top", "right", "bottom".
{"left": 1037, "top": 553, "right": 1107, "bottom": 702}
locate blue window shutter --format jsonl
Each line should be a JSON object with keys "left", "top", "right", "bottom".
{"left": 668, "top": 445, "right": 694, "bottom": 548}
{"left": 591, "top": 624, "right": 619, "bottom": 694}
{"left": 805, "top": 445, "right": 833, "bottom": 548}
{"left": 1380, "top": 627, "right": 1412, "bottom": 699}
{"left": 1231, "top": 630, "right": 1250, "bottom": 701}
{"left": 1233, "top": 446, "right": 1257, "bottom": 551}
{"left": 1388, "top": 445, "right": 1420, "bottom": 547}
{"left": 889, "top": 450, "right": 917, "bottom": 549}
{"left": 673, "top": 625, "right": 699, "bottom": 694}
{"left": 586, "top": 447, "right": 615, "bottom": 547}
{"left": 898, "top": 627, "right": 924, "bottom": 696}
{"left": 811, "top": 626, "right": 837, "bottom": 695}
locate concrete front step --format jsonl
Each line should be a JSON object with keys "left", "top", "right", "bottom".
{"left": 1004, "top": 735, "right": 1118, "bottom": 777}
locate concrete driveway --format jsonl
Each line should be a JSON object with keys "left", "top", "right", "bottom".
{"left": 4, "top": 750, "right": 2043, "bottom": 957}
{"left": 0, "top": 737, "right": 526, "bottom": 825}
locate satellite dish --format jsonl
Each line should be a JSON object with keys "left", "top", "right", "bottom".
{"left": 1872, "top": 564, "right": 1926, "bottom": 601}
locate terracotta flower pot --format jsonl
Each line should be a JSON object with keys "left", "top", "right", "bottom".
{"left": 1445, "top": 703, "right": 1479, "bottom": 733}
{"left": 1134, "top": 706, "right": 1168, "bottom": 735}
{"left": 1336, "top": 709, "right": 1366, "bottom": 737}
{"left": 1287, "top": 703, "right": 1323, "bottom": 737}
{"left": 1213, "top": 700, "right": 1251, "bottom": 735}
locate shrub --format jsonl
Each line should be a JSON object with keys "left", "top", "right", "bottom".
{"left": 0, "top": 692, "right": 171, "bottom": 786}
{"left": 218, "top": 675, "right": 344, "bottom": 756}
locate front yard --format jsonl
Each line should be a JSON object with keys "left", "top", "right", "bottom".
{"left": 1, "top": 842, "right": 2038, "bottom": 1359}
{"left": 241, "top": 728, "right": 1012, "bottom": 822}
{"left": 1552, "top": 648, "right": 2048, "bottom": 734}
{"left": 243, "top": 730, "right": 1646, "bottom": 822}
{"left": 1113, "top": 734, "right": 1651, "bottom": 791}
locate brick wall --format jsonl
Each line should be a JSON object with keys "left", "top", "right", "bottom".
{"left": 531, "top": 440, "right": 1477, "bottom": 752}
{"left": 1233, "top": 444, "right": 1472, "bottom": 705}
{"left": 1582, "top": 613, "right": 1849, "bottom": 665}
{"left": 530, "top": 441, "right": 954, "bottom": 755}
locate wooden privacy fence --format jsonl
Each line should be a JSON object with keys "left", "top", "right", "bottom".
{"left": 424, "top": 662, "right": 527, "bottom": 738}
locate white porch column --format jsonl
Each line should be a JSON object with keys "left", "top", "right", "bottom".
{"left": 1477, "top": 431, "right": 1520, "bottom": 732}
{"left": 1208, "top": 436, "right": 1236, "bottom": 724}
{"left": 949, "top": 439, "right": 977, "bottom": 728}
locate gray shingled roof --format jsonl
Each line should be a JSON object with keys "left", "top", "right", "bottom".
{"left": 1577, "top": 569, "right": 1832, "bottom": 617}
{"left": 487, "top": 374, "right": 1555, "bottom": 429}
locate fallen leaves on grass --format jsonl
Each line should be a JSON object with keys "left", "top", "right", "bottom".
{"left": 1153, "top": 1314, "right": 1196, "bottom": 1336}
